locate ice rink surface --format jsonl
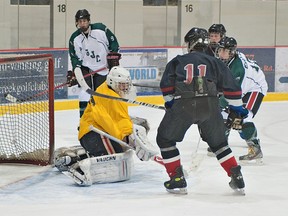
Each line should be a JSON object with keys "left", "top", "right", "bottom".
{"left": 1, "top": 101, "right": 288, "bottom": 216}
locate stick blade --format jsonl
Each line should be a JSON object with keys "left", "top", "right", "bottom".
{"left": 4, "top": 93, "right": 18, "bottom": 103}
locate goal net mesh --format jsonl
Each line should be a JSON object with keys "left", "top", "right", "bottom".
{"left": 0, "top": 54, "right": 54, "bottom": 166}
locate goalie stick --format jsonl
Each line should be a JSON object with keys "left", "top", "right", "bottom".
{"left": 89, "top": 125, "right": 164, "bottom": 166}
{"left": 4, "top": 67, "right": 107, "bottom": 103}
{"left": 74, "top": 67, "right": 166, "bottom": 110}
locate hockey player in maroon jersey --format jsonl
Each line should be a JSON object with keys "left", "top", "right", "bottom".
{"left": 156, "top": 27, "right": 247, "bottom": 195}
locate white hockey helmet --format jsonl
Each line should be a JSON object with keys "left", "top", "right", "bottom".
{"left": 106, "top": 66, "right": 136, "bottom": 100}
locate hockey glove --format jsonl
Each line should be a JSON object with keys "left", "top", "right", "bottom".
{"left": 130, "top": 116, "right": 150, "bottom": 134}
{"left": 128, "top": 124, "right": 158, "bottom": 161}
{"left": 163, "top": 94, "right": 174, "bottom": 109}
{"left": 164, "top": 100, "right": 174, "bottom": 109}
{"left": 66, "top": 70, "right": 78, "bottom": 87}
{"left": 107, "top": 52, "right": 121, "bottom": 70}
{"left": 226, "top": 105, "right": 248, "bottom": 130}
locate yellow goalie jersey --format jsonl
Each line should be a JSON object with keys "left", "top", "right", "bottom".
{"left": 78, "top": 82, "right": 133, "bottom": 141}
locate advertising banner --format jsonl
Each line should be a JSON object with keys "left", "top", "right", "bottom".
{"left": 2, "top": 46, "right": 285, "bottom": 103}
{"left": 0, "top": 49, "right": 68, "bottom": 102}
{"left": 275, "top": 47, "right": 288, "bottom": 92}
{"left": 238, "top": 48, "right": 275, "bottom": 92}
{"left": 120, "top": 48, "right": 167, "bottom": 95}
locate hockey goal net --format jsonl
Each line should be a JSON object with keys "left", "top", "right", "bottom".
{"left": 0, "top": 54, "right": 54, "bottom": 166}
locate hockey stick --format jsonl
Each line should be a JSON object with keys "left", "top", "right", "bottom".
{"left": 87, "top": 89, "right": 165, "bottom": 110}
{"left": 4, "top": 67, "right": 107, "bottom": 103}
{"left": 74, "top": 67, "right": 166, "bottom": 110}
{"left": 89, "top": 125, "right": 164, "bottom": 166}
{"left": 132, "top": 83, "right": 160, "bottom": 89}
{"left": 189, "top": 135, "right": 205, "bottom": 172}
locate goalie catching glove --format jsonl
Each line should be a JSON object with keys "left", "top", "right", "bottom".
{"left": 226, "top": 105, "right": 248, "bottom": 130}
{"left": 130, "top": 116, "right": 150, "bottom": 134}
{"left": 66, "top": 70, "right": 78, "bottom": 87}
{"left": 107, "top": 52, "right": 121, "bottom": 70}
{"left": 128, "top": 124, "right": 158, "bottom": 161}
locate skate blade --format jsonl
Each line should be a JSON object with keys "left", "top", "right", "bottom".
{"left": 233, "top": 188, "right": 245, "bottom": 196}
{"left": 239, "top": 158, "right": 263, "bottom": 166}
{"left": 166, "top": 187, "right": 188, "bottom": 195}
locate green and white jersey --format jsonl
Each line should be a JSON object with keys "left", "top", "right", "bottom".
{"left": 228, "top": 51, "right": 268, "bottom": 96}
{"left": 69, "top": 23, "right": 120, "bottom": 75}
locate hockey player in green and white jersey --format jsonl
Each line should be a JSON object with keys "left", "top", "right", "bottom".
{"left": 216, "top": 36, "right": 268, "bottom": 163}
{"left": 68, "top": 9, "right": 121, "bottom": 117}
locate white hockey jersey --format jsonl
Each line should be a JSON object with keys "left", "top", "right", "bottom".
{"left": 228, "top": 51, "right": 268, "bottom": 96}
{"left": 69, "top": 23, "right": 119, "bottom": 75}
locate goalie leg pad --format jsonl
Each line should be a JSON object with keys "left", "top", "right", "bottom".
{"left": 65, "top": 150, "right": 134, "bottom": 186}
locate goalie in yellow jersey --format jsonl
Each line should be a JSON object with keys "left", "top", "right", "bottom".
{"left": 54, "top": 66, "right": 158, "bottom": 186}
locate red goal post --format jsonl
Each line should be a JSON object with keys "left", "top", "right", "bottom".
{"left": 0, "top": 54, "right": 54, "bottom": 166}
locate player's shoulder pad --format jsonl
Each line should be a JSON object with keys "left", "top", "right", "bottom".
{"left": 91, "top": 23, "right": 107, "bottom": 31}
{"left": 69, "top": 29, "right": 82, "bottom": 42}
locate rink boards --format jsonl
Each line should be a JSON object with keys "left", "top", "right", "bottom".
{"left": 54, "top": 92, "right": 288, "bottom": 111}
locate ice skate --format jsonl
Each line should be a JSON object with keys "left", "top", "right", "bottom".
{"left": 229, "top": 165, "right": 245, "bottom": 195}
{"left": 164, "top": 166, "right": 187, "bottom": 195}
{"left": 239, "top": 139, "right": 263, "bottom": 165}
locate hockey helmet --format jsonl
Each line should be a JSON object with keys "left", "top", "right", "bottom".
{"left": 208, "top": 24, "right": 226, "bottom": 37}
{"left": 106, "top": 66, "right": 136, "bottom": 100}
{"left": 216, "top": 36, "right": 237, "bottom": 64}
{"left": 184, "top": 27, "right": 209, "bottom": 53}
{"left": 218, "top": 37, "right": 237, "bottom": 51}
{"left": 75, "top": 9, "right": 90, "bottom": 22}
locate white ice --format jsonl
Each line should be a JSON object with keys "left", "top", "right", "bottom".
{"left": 0, "top": 101, "right": 288, "bottom": 216}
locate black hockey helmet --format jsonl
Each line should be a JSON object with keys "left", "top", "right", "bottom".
{"left": 75, "top": 9, "right": 90, "bottom": 22}
{"left": 218, "top": 36, "right": 237, "bottom": 51}
{"left": 184, "top": 27, "right": 209, "bottom": 52}
{"left": 216, "top": 36, "right": 237, "bottom": 64}
{"left": 208, "top": 24, "right": 226, "bottom": 37}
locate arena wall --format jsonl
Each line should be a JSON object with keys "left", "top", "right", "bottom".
{"left": 0, "top": 47, "right": 287, "bottom": 111}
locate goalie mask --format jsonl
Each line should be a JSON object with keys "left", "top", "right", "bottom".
{"left": 75, "top": 9, "right": 90, "bottom": 32}
{"left": 184, "top": 27, "right": 209, "bottom": 53}
{"left": 216, "top": 37, "right": 237, "bottom": 65}
{"left": 106, "top": 66, "right": 137, "bottom": 100}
